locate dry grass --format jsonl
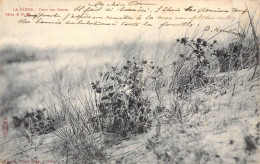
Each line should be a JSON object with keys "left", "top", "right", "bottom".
{"left": 0, "top": 13, "right": 259, "bottom": 163}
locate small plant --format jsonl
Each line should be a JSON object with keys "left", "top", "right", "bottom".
{"left": 212, "top": 42, "right": 254, "bottom": 72}
{"left": 12, "top": 109, "right": 56, "bottom": 135}
{"left": 178, "top": 38, "right": 217, "bottom": 84}
{"left": 171, "top": 38, "right": 217, "bottom": 98}
{"left": 92, "top": 57, "right": 161, "bottom": 137}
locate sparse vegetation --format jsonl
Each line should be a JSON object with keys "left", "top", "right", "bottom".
{"left": 1, "top": 14, "right": 259, "bottom": 164}
{"left": 91, "top": 57, "right": 163, "bottom": 137}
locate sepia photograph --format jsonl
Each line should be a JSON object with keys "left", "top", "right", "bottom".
{"left": 0, "top": 0, "right": 259, "bottom": 163}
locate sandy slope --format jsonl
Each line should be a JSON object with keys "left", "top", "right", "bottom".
{"left": 0, "top": 49, "right": 259, "bottom": 163}
{"left": 106, "top": 69, "right": 260, "bottom": 164}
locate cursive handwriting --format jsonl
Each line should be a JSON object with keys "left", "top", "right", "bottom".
{"left": 14, "top": 1, "right": 246, "bottom": 34}
{"left": 204, "top": 25, "right": 240, "bottom": 36}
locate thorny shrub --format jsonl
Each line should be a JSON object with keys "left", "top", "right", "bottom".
{"left": 172, "top": 38, "right": 217, "bottom": 97}
{"left": 12, "top": 109, "right": 56, "bottom": 135}
{"left": 91, "top": 57, "right": 163, "bottom": 137}
{"left": 173, "top": 37, "right": 255, "bottom": 98}
{"left": 212, "top": 42, "right": 254, "bottom": 72}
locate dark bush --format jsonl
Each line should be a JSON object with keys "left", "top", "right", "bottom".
{"left": 212, "top": 42, "right": 253, "bottom": 72}
{"left": 13, "top": 109, "right": 56, "bottom": 135}
{"left": 92, "top": 58, "right": 161, "bottom": 137}
{"left": 174, "top": 38, "right": 217, "bottom": 95}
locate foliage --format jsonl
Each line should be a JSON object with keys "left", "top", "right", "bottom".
{"left": 212, "top": 42, "right": 254, "bottom": 72}
{"left": 91, "top": 57, "right": 162, "bottom": 137}
{"left": 171, "top": 38, "right": 217, "bottom": 98}
{"left": 12, "top": 109, "right": 55, "bottom": 135}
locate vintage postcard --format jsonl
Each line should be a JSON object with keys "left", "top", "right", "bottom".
{"left": 0, "top": 0, "right": 259, "bottom": 163}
